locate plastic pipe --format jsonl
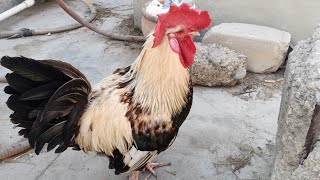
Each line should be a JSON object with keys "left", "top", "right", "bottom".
{"left": 0, "top": 0, "right": 35, "bottom": 22}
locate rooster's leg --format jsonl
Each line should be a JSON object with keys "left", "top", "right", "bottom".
{"left": 128, "top": 171, "right": 139, "bottom": 180}
{"left": 144, "top": 162, "right": 171, "bottom": 177}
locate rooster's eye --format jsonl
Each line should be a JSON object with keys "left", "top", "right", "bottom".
{"left": 176, "top": 30, "right": 184, "bottom": 34}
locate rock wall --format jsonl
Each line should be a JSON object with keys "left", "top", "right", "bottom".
{"left": 272, "top": 25, "right": 320, "bottom": 179}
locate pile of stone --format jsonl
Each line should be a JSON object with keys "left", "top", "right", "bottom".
{"left": 203, "top": 23, "right": 291, "bottom": 74}
{"left": 190, "top": 22, "right": 291, "bottom": 87}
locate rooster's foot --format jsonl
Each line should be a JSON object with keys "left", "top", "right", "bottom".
{"left": 128, "top": 162, "right": 171, "bottom": 180}
{"left": 128, "top": 171, "right": 139, "bottom": 180}
{"left": 143, "top": 162, "right": 171, "bottom": 177}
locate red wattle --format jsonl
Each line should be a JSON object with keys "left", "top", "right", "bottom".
{"left": 178, "top": 35, "right": 196, "bottom": 68}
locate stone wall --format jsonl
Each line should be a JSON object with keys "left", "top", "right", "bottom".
{"left": 133, "top": 0, "right": 320, "bottom": 46}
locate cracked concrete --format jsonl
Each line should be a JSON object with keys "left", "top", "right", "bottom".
{"left": 0, "top": 0, "right": 281, "bottom": 179}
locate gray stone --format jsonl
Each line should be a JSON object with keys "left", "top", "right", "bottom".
{"left": 291, "top": 145, "right": 320, "bottom": 180}
{"left": 272, "top": 25, "right": 320, "bottom": 179}
{"left": 190, "top": 43, "right": 247, "bottom": 87}
{"left": 203, "top": 23, "right": 291, "bottom": 73}
{"left": 233, "top": 67, "right": 247, "bottom": 80}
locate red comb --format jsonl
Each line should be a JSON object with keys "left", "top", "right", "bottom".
{"left": 152, "top": 3, "right": 212, "bottom": 47}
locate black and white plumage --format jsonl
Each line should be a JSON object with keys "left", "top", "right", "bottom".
{"left": 1, "top": 37, "right": 192, "bottom": 175}
{"left": 1, "top": 3, "right": 211, "bottom": 179}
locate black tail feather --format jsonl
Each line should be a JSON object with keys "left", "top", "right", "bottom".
{"left": 5, "top": 73, "right": 38, "bottom": 93}
{"left": 35, "top": 121, "right": 66, "bottom": 155}
{"left": 15, "top": 121, "right": 33, "bottom": 129}
{"left": 19, "top": 81, "right": 63, "bottom": 101}
{"left": 4, "top": 86, "right": 17, "bottom": 94}
{"left": 1, "top": 56, "right": 91, "bottom": 155}
{"left": 47, "top": 132, "right": 64, "bottom": 152}
{"left": 18, "top": 129, "right": 30, "bottom": 138}
{"left": 1, "top": 56, "right": 68, "bottom": 82}
{"left": 7, "top": 95, "right": 38, "bottom": 112}
{"left": 41, "top": 60, "right": 90, "bottom": 84}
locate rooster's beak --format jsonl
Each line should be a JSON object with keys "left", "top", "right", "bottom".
{"left": 189, "top": 31, "right": 200, "bottom": 37}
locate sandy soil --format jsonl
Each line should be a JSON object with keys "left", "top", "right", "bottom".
{"left": 0, "top": 0, "right": 282, "bottom": 179}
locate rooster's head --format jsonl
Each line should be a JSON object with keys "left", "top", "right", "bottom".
{"left": 152, "top": 3, "right": 212, "bottom": 68}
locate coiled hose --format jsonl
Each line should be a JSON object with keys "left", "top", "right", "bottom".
{"left": 0, "top": 0, "right": 96, "bottom": 39}
{"left": 0, "top": 140, "right": 31, "bottom": 160}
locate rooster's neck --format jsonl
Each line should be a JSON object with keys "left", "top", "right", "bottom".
{"left": 128, "top": 35, "right": 191, "bottom": 115}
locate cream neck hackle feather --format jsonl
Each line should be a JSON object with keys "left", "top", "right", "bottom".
{"left": 127, "top": 34, "right": 190, "bottom": 115}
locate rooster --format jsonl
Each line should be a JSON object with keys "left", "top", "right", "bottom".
{"left": 1, "top": 3, "right": 211, "bottom": 179}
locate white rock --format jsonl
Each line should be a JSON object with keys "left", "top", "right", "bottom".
{"left": 202, "top": 23, "right": 291, "bottom": 73}
{"left": 190, "top": 43, "right": 247, "bottom": 87}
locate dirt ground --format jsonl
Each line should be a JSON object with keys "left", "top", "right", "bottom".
{"left": 226, "top": 69, "right": 285, "bottom": 101}
{"left": 0, "top": 0, "right": 282, "bottom": 179}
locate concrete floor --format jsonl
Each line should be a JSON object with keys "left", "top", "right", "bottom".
{"left": 0, "top": 0, "right": 281, "bottom": 179}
